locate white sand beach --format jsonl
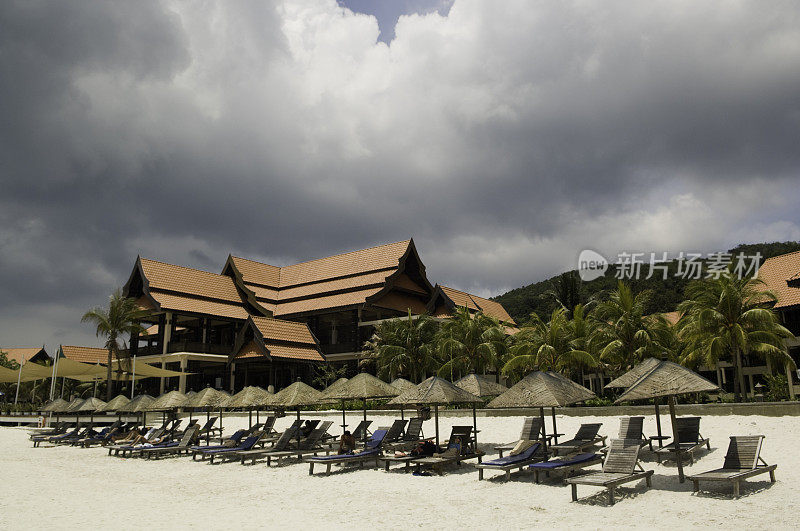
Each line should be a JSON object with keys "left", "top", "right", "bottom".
{"left": 0, "top": 413, "right": 794, "bottom": 530}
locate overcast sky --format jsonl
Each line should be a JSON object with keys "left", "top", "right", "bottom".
{"left": 1, "top": 0, "right": 799, "bottom": 353}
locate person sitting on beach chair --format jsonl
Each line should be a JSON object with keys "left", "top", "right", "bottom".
{"left": 338, "top": 430, "right": 356, "bottom": 454}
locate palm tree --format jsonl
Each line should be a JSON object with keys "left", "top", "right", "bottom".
{"left": 540, "top": 271, "right": 583, "bottom": 318}
{"left": 81, "top": 289, "right": 149, "bottom": 400}
{"left": 436, "top": 307, "right": 506, "bottom": 380}
{"left": 502, "top": 306, "right": 598, "bottom": 381}
{"left": 677, "top": 272, "right": 794, "bottom": 401}
{"left": 590, "top": 281, "right": 667, "bottom": 375}
{"left": 361, "top": 311, "right": 439, "bottom": 383}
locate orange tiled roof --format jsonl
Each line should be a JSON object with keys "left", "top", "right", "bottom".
{"left": 149, "top": 291, "right": 250, "bottom": 320}
{"left": 228, "top": 240, "right": 414, "bottom": 316}
{"left": 140, "top": 258, "right": 242, "bottom": 303}
{"left": 439, "top": 286, "right": 516, "bottom": 324}
{"left": 756, "top": 251, "right": 800, "bottom": 309}
{"left": 1, "top": 347, "right": 47, "bottom": 365}
{"left": 60, "top": 345, "right": 108, "bottom": 364}
{"left": 266, "top": 343, "right": 324, "bottom": 361}
{"left": 250, "top": 316, "right": 316, "bottom": 344}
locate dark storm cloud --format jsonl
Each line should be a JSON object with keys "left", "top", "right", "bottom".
{"left": 1, "top": 0, "right": 799, "bottom": 349}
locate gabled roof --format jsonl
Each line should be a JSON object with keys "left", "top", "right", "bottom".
{"left": 123, "top": 256, "right": 258, "bottom": 320}
{"left": 428, "top": 285, "right": 516, "bottom": 325}
{"left": 1, "top": 347, "right": 48, "bottom": 365}
{"left": 756, "top": 251, "right": 800, "bottom": 309}
{"left": 224, "top": 239, "right": 432, "bottom": 317}
{"left": 58, "top": 345, "right": 107, "bottom": 364}
{"left": 232, "top": 316, "right": 324, "bottom": 362}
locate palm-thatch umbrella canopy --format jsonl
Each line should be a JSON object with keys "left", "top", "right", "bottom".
{"left": 100, "top": 395, "right": 131, "bottom": 412}
{"left": 268, "top": 380, "right": 324, "bottom": 448}
{"left": 390, "top": 378, "right": 416, "bottom": 392}
{"left": 388, "top": 376, "right": 482, "bottom": 446}
{"left": 487, "top": 371, "right": 596, "bottom": 446}
{"left": 224, "top": 386, "right": 270, "bottom": 428}
{"left": 117, "top": 393, "right": 155, "bottom": 426}
{"left": 455, "top": 373, "right": 507, "bottom": 397}
{"left": 185, "top": 390, "right": 197, "bottom": 398}
{"left": 184, "top": 387, "right": 230, "bottom": 435}
{"left": 73, "top": 397, "right": 107, "bottom": 425}
{"left": 147, "top": 390, "right": 189, "bottom": 411}
{"left": 65, "top": 398, "right": 86, "bottom": 413}
{"left": 41, "top": 398, "right": 69, "bottom": 412}
{"left": 614, "top": 359, "right": 718, "bottom": 482}
{"left": 319, "top": 373, "right": 400, "bottom": 438}
{"left": 605, "top": 357, "right": 662, "bottom": 389}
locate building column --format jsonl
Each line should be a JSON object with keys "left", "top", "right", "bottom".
{"left": 160, "top": 311, "right": 173, "bottom": 394}
{"left": 715, "top": 362, "right": 723, "bottom": 389}
{"left": 786, "top": 363, "right": 796, "bottom": 399}
{"left": 229, "top": 362, "right": 236, "bottom": 393}
{"left": 178, "top": 355, "right": 187, "bottom": 394}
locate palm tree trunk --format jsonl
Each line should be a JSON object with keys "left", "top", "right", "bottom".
{"left": 106, "top": 347, "right": 114, "bottom": 401}
{"left": 733, "top": 344, "right": 746, "bottom": 402}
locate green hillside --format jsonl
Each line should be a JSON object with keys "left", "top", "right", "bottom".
{"left": 493, "top": 241, "right": 800, "bottom": 325}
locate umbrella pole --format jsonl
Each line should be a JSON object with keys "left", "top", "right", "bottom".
{"left": 363, "top": 398, "right": 367, "bottom": 443}
{"left": 341, "top": 400, "right": 346, "bottom": 431}
{"left": 256, "top": 409, "right": 259, "bottom": 424}
{"left": 654, "top": 400, "right": 663, "bottom": 447}
{"left": 219, "top": 407, "right": 223, "bottom": 436}
{"left": 668, "top": 395, "right": 685, "bottom": 483}
{"left": 435, "top": 404, "right": 440, "bottom": 448}
{"left": 539, "top": 407, "right": 547, "bottom": 451}
{"left": 297, "top": 408, "right": 302, "bottom": 449}
{"left": 400, "top": 405, "right": 404, "bottom": 420}
{"left": 472, "top": 405, "right": 477, "bottom": 449}
{"left": 248, "top": 408, "right": 252, "bottom": 429}
{"left": 551, "top": 407, "right": 559, "bottom": 444}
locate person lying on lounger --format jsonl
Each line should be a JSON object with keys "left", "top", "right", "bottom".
{"left": 111, "top": 428, "right": 143, "bottom": 443}
{"left": 338, "top": 431, "right": 356, "bottom": 454}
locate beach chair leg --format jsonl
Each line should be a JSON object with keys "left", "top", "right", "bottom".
{"left": 478, "top": 469, "right": 484, "bottom": 480}
{"left": 646, "top": 474, "right": 652, "bottom": 488}
{"left": 571, "top": 483, "right": 578, "bottom": 501}
{"left": 308, "top": 463, "right": 314, "bottom": 475}
{"left": 534, "top": 470, "right": 540, "bottom": 484}
{"left": 607, "top": 487, "right": 615, "bottom": 506}
{"left": 505, "top": 470, "right": 511, "bottom": 481}
{"left": 733, "top": 480, "right": 740, "bottom": 498}
{"left": 769, "top": 469, "right": 776, "bottom": 483}
{"left": 325, "top": 464, "right": 332, "bottom": 476}
{"left": 706, "top": 440, "right": 710, "bottom": 450}
{"left": 692, "top": 480, "right": 699, "bottom": 492}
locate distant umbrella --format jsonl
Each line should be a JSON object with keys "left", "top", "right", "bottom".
{"left": 100, "top": 395, "right": 131, "bottom": 412}
{"left": 605, "top": 358, "right": 662, "bottom": 389}
{"left": 74, "top": 397, "right": 107, "bottom": 426}
{"left": 116, "top": 393, "right": 155, "bottom": 427}
{"left": 185, "top": 387, "right": 230, "bottom": 436}
{"left": 319, "top": 373, "right": 399, "bottom": 440}
{"left": 41, "top": 398, "right": 69, "bottom": 413}
{"left": 389, "top": 377, "right": 482, "bottom": 447}
{"left": 614, "top": 359, "right": 718, "bottom": 482}
{"left": 224, "top": 386, "right": 270, "bottom": 429}
{"left": 269, "top": 380, "right": 324, "bottom": 448}
{"left": 455, "top": 373, "right": 507, "bottom": 397}
{"left": 146, "top": 390, "right": 189, "bottom": 411}
{"left": 390, "top": 378, "right": 416, "bottom": 392}
{"left": 65, "top": 398, "right": 86, "bottom": 413}
{"left": 487, "top": 371, "right": 596, "bottom": 446}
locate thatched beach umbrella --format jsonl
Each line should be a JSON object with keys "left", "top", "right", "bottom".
{"left": 117, "top": 394, "right": 155, "bottom": 427}
{"left": 606, "top": 357, "right": 669, "bottom": 446}
{"left": 100, "top": 395, "right": 131, "bottom": 412}
{"left": 224, "top": 386, "right": 270, "bottom": 428}
{"left": 455, "top": 373, "right": 507, "bottom": 397}
{"left": 615, "top": 359, "right": 718, "bottom": 482}
{"left": 147, "top": 391, "right": 189, "bottom": 433}
{"left": 388, "top": 376, "right": 482, "bottom": 447}
{"left": 65, "top": 398, "right": 86, "bottom": 414}
{"left": 319, "top": 373, "right": 399, "bottom": 440}
{"left": 74, "top": 397, "right": 107, "bottom": 426}
{"left": 185, "top": 387, "right": 230, "bottom": 440}
{"left": 41, "top": 398, "right": 69, "bottom": 412}
{"left": 487, "top": 371, "right": 596, "bottom": 447}
{"left": 319, "top": 377, "right": 349, "bottom": 428}
{"left": 268, "top": 380, "right": 324, "bottom": 448}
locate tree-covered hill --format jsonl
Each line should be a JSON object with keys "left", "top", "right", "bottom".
{"left": 493, "top": 241, "right": 800, "bottom": 325}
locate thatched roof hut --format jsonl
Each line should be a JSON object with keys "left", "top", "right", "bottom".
{"left": 455, "top": 373, "right": 506, "bottom": 397}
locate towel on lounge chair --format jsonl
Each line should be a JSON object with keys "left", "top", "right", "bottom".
{"left": 482, "top": 443, "right": 542, "bottom": 467}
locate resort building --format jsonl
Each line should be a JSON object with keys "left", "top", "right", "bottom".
{"left": 119, "top": 239, "right": 515, "bottom": 395}
{"left": 0, "top": 347, "right": 49, "bottom": 366}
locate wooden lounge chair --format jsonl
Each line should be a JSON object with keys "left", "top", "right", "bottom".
{"left": 382, "top": 419, "right": 408, "bottom": 443}
{"left": 550, "top": 423, "right": 606, "bottom": 456}
{"left": 618, "top": 417, "right": 649, "bottom": 448}
{"left": 654, "top": 417, "right": 709, "bottom": 464}
{"left": 248, "top": 421, "right": 335, "bottom": 466}
{"left": 306, "top": 429, "right": 388, "bottom": 476}
{"left": 495, "top": 417, "right": 544, "bottom": 457}
{"left": 33, "top": 423, "right": 82, "bottom": 447}
{"left": 384, "top": 417, "right": 425, "bottom": 452}
{"left": 476, "top": 442, "right": 547, "bottom": 481}
{"left": 351, "top": 420, "right": 372, "bottom": 442}
{"left": 530, "top": 452, "right": 604, "bottom": 483}
{"left": 53, "top": 425, "right": 94, "bottom": 445}
{"left": 200, "top": 433, "right": 266, "bottom": 464}
{"left": 687, "top": 435, "right": 777, "bottom": 498}
{"left": 411, "top": 426, "right": 484, "bottom": 475}
{"left": 75, "top": 421, "right": 123, "bottom": 447}
{"left": 566, "top": 439, "right": 654, "bottom": 505}
{"left": 235, "top": 424, "right": 302, "bottom": 465}
{"left": 107, "top": 427, "right": 165, "bottom": 456}
{"left": 140, "top": 425, "right": 201, "bottom": 459}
